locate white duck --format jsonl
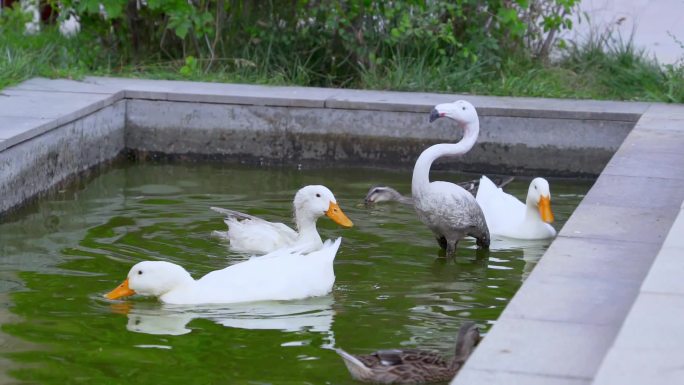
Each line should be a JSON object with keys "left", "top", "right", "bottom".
{"left": 211, "top": 185, "right": 352, "bottom": 254}
{"left": 105, "top": 238, "right": 342, "bottom": 305}
{"left": 412, "top": 101, "right": 490, "bottom": 257}
{"left": 476, "top": 176, "right": 556, "bottom": 239}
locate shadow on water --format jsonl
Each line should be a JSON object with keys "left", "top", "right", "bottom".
{"left": 0, "top": 162, "right": 592, "bottom": 384}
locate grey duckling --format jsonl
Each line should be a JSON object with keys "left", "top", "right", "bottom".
{"left": 364, "top": 176, "right": 514, "bottom": 205}
{"left": 336, "top": 321, "right": 481, "bottom": 384}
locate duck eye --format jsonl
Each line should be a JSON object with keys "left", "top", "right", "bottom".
{"left": 316, "top": 193, "right": 321, "bottom": 198}
{"left": 138, "top": 270, "right": 143, "bottom": 275}
{"left": 462, "top": 106, "right": 466, "bottom": 110}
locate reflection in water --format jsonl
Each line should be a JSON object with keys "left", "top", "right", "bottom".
{"left": 489, "top": 236, "right": 552, "bottom": 281}
{"left": 112, "top": 297, "right": 336, "bottom": 344}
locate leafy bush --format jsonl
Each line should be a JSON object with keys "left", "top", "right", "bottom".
{"left": 46, "top": 0, "right": 579, "bottom": 85}
{"left": 2, "top": 0, "right": 682, "bottom": 103}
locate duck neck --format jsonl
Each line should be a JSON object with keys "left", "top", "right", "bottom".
{"left": 523, "top": 199, "right": 542, "bottom": 227}
{"left": 397, "top": 195, "right": 414, "bottom": 205}
{"left": 157, "top": 270, "right": 195, "bottom": 298}
{"left": 387, "top": 188, "right": 413, "bottom": 204}
{"left": 449, "top": 327, "right": 478, "bottom": 371}
{"left": 295, "top": 211, "right": 322, "bottom": 244}
{"left": 412, "top": 122, "right": 479, "bottom": 196}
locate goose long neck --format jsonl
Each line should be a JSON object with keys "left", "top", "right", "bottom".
{"left": 412, "top": 122, "right": 479, "bottom": 195}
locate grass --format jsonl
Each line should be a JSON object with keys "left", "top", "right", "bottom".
{"left": 356, "top": 32, "right": 684, "bottom": 102}
{"left": 0, "top": 27, "right": 90, "bottom": 89}
{"left": 1, "top": 22, "right": 683, "bottom": 103}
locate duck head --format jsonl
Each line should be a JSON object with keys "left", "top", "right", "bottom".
{"left": 527, "top": 178, "right": 554, "bottom": 223}
{"left": 105, "top": 261, "right": 194, "bottom": 300}
{"left": 429, "top": 100, "right": 479, "bottom": 126}
{"left": 364, "top": 186, "right": 403, "bottom": 205}
{"left": 294, "top": 185, "right": 353, "bottom": 228}
{"left": 454, "top": 321, "right": 482, "bottom": 359}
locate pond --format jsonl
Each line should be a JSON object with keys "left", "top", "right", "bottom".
{"left": 0, "top": 162, "right": 591, "bottom": 384}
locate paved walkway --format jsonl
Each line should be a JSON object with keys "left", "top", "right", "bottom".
{"left": 565, "top": 0, "right": 684, "bottom": 64}
{"left": 593, "top": 201, "right": 684, "bottom": 384}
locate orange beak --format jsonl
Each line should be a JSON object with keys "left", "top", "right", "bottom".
{"left": 538, "top": 196, "right": 554, "bottom": 223}
{"left": 325, "top": 201, "right": 353, "bottom": 228}
{"left": 105, "top": 278, "right": 136, "bottom": 300}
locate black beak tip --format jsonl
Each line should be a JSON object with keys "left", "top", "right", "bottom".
{"left": 429, "top": 109, "right": 440, "bottom": 123}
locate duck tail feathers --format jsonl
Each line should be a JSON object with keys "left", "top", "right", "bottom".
{"left": 210, "top": 206, "right": 256, "bottom": 222}
{"left": 478, "top": 175, "right": 496, "bottom": 189}
{"left": 497, "top": 176, "right": 515, "bottom": 189}
{"left": 476, "top": 175, "right": 499, "bottom": 201}
{"left": 319, "top": 237, "right": 342, "bottom": 253}
{"left": 335, "top": 348, "right": 372, "bottom": 380}
{"left": 210, "top": 206, "right": 229, "bottom": 214}
{"left": 324, "top": 237, "right": 342, "bottom": 248}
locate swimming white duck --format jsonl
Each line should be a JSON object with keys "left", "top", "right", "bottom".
{"left": 105, "top": 238, "right": 342, "bottom": 305}
{"left": 412, "top": 101, "right": 490, "bottom": 257}
{"left": 476, "top": 176, "right": 556, "bottom": 239}
{"left": 211, "top": 185, "right": 352, "bottom": 254}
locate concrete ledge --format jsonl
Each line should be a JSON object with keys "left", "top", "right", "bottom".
{"left": 0, "top": 88, "right": 124, "bottom": 152}
{"left": 0, "top": 100, "right": 126, "bottom": 213}
{"left": 124, "top": 97, "right": 633, "bottom": 176}
{"left": 1, "top": 77, "right": 683, "bottom": 385}
{"left": 3, "top": 77, "right": 641, "bottom": 177}
{"left": 590, "top": 200, "right": 684, "bottom": 385}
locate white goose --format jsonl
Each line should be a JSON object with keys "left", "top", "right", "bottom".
{"left": 105, "top": 238, "right": 342, "bottom": 305}
{"left": 476, "top": 176, "right": 556, "bottom": 239}
{"left": 412, "top": 101, "right": 490, "bottom": 257}
{"left": 212, "top": 185, "right": 352, "bottom": 254}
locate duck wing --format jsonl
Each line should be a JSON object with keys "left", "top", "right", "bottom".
{"left": 190, "top": 238, "right": 341, "bottom": 304}
{"left": 210, "top": 206, "right": 298, "bottom": 254}
{"left": 210, "top": 206, "right": 268, "bottom": 223}
{"left": 456, "top": 180, "right": 479, "bottom": 196}
{"left": 457, "top": 176, "right": 514, "bottom": 196}
{"left": 337, "top": 347, "right": 452, "bottom": 384}
{"left": 360, "top": 349, "right": 448, "bottom": 368}
{"left": 475, "top": 176, "right": 526, "bottom": 235}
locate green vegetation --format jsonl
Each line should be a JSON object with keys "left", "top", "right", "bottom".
{"left": 1, "top": 0, "right": 682, "bottom": 102}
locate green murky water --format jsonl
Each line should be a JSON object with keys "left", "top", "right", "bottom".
{"left": 0, "top": 162, "right": 591, "bottom": 384}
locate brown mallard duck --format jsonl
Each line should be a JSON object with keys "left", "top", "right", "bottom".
{"left": 336, "top": 322, "right": 481, "bottom": 384}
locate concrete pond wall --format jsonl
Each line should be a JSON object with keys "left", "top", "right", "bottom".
{"left": 1, "top": 77, "right": 683, "bottom": 385}
{"left": 125, "top": 96, "right": 636, "bottom": 176}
